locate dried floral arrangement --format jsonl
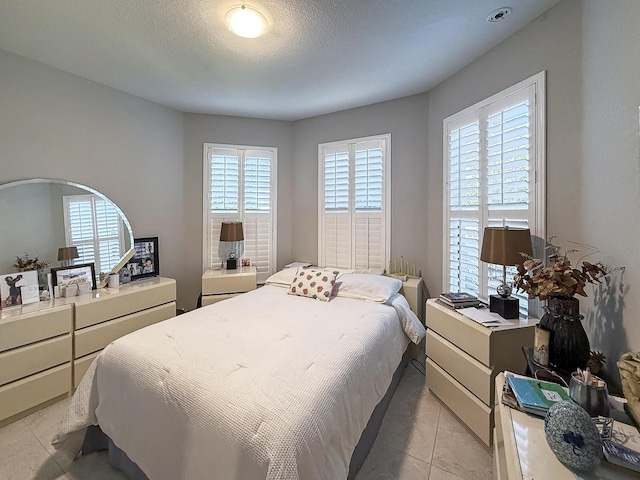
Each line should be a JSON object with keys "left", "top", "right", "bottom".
{"left": 513, "top": 237, "right": 610, "bottom": 300}
{"left": 13, "top": 253, "right": 49, "bottom": 272}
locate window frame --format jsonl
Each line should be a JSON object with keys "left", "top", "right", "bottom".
{"left": 318, "top": 133, "right": 391, "bottom": 270}
{"left": 442, "top": 72, "right": 546, "bottom": 313}
{"left": 202, "top": 142, "right": 278, "bottom": 283}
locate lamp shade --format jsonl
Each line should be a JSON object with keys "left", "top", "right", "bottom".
{"left": 57, "top": 246, "right": 79, "bottom": 261}
{"left": 219, "top": 221, "right": 244, "bottom": 242}
{"left": 480, "top": 227, "right": 532, "bottom": 266}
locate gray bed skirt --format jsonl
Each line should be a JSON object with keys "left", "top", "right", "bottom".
{"left": 81, "top": 348, "right": 411, "bottom": 480}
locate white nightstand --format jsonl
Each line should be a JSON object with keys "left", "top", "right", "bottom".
{"left": 201, "top": 266, "right": 257, "bottom": 306}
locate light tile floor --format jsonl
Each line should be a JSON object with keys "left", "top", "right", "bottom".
{"left": 0, "top": 357, "right": 492, "bottom": 480}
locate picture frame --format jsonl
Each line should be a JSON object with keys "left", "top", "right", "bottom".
{"left": 129, "top": 237, "right": 159, "bottom": 280}
{"left": 50, "top": 262, "right": 97, "bottom": 291}
{"left": 1, "top": 271, "right": 39, "bottom": 307}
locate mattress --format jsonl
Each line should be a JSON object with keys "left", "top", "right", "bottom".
{"left": 53, "top": 284, "right": 424, "bottom": 480}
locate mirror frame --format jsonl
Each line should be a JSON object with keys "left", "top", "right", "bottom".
{"left": 0, "top": 178, "right": 135, "bottom": 288}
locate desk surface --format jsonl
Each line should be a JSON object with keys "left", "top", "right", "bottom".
{"left": 495, "top": 373, "right": 639, "bottom": 479}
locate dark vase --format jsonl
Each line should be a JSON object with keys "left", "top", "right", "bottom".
{"left": 538, "top": 296, "right": 590, "bottom": 373}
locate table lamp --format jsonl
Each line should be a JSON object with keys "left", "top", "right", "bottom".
{"left": 480, "top": 227, "right": 532, "bottom": 319}
{"left": 219, "top": 221, "right": 244, "bottom": 269}
{"left": 57, "top": 246, "right": 79, "bottom": 267}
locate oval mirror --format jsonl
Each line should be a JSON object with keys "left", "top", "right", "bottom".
{"left": 0, "top": 179, "right": 134, "bottom": 287}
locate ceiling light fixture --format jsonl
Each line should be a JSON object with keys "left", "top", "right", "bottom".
{"left": 487, "top": 7, "right": 512, "bottom": 23}
{"left": 225, "top": 5, "right": 268, "bottom": 38}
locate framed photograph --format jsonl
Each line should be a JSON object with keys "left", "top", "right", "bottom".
{"left": 50, "top": 263, "right": 97, "bottom": 291}
{"left": 1, "top": 271, "right": 38, "bottom": 307}
{"left": 130, "top": 237, "right": 159, "bottom": 280}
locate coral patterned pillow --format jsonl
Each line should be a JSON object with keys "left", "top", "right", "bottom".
{"left": 288, "top": 267, "right": 337, "bottom": 302}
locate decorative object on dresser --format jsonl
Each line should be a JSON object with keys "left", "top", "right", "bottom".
{"left": 543, "top": 400, "right": 603, "bottom": 471}
{"left": 57, "top": 246, "right": 79, "bottom": 267}
{"left": 425, "top": 298, "right": 537, "bottom": 446}
{"left": 480, "top": 226, "right": 533, "bottom": 319}
{"left": 514, "top": 237, "right": 615, "bottom": 373}
{"left": 129, "top": 237, "right": 159, "bottom": 280}
{"left": 618, "top": 351, "right": 640, "bottom": 426}
{"left": 219, "top": 221, "right": 244, "bottom": 270}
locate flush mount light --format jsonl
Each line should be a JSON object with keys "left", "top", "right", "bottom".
{"left": 225, "top": 5, "right": 268, "bottom": 38}
{"left": 487, "top": 7, "right": 512, "bottom": 23}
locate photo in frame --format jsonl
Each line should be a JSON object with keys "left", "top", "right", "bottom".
{"left": 129, "top": 237, "right": 159, "bottom": 280}
{"left": 50, "top": 263, "right": 97, "bottom": 291}
{"left": 1, "top": 271, "right": 38, "bottom": 307}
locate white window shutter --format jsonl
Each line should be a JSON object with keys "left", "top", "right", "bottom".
{"left": 204, "top": 144, "right": 277, "bottom": 281}
{"left": 443, "top": 72, "right": 545, "bottom": 315}
{"left": 319, "top": 135, "right": 390, "bottom": 270}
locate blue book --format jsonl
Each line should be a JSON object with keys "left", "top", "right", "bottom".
{"left": 603, "top": 440, "right": 640, "bottom": 472}
{"left": 507, "top": 376, "right": 572, "bottom": 417}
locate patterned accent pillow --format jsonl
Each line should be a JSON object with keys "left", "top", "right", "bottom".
{"left": 288, "top": 267, "right": 337, "bottom": 302}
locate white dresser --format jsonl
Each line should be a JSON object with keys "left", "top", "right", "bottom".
{"left": 425, "top": 299, "right": 537, "bottom": 446}
{"left": 0, "top": 277, "right": 176, "bottom": 426}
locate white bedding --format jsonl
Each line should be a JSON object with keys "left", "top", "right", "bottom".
{"left": 53, "top": 285, "right": 425, "bottom": 480}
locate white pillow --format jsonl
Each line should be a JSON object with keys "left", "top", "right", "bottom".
{"left": 288, "top": 267, "right": 337, "bottom": 302}
{"left": 335, "top": 273, "right": 402, "bottom": 303}
{"left": 264, "top": 267, "right": 299, "bottom": 287}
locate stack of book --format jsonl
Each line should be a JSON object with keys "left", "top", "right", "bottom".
{"left": 437, "top": 292, "right": 481, "bottom": 309}
{"left": 503, "top": 374, "right": 572, "bottom": 417}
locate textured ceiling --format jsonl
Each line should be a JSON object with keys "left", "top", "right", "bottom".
{"left": 0, "top": 0, "right": 561, "bottom": 120}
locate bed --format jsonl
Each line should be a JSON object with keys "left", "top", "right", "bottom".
{"left": 53, "top": 269, "right": 425, "bottom": 480}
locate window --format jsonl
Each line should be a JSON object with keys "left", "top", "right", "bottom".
{"left": 203, "top": 143, "right": 277, "bottom": 283}
{"left": 63, "top": 194, "right": 127, "bottom": 275}
{"left": 318, "top": 134, "right": 391, "bottom": 270}
{"left": 443, "top": 72, "right": 545, "bottom": 311}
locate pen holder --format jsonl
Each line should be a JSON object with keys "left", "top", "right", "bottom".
{"left": 569, "top": 372, "right": 609, "bottom": 417}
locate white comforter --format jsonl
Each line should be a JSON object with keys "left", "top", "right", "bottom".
{"left": 53, "top": 285, "right": 424, "bottom": 480}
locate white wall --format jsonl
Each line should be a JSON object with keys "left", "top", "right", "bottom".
{"left": 425, "top": 0, "right": 640, "bottom": 390}
{"left": 291, "top": 93, "right": 430, "bottom": 279}
{"left": 0, "top": 50, "right": 188, "bottom": 308}
{"left": 182, "top": 114, "right": 294, "bottom": 309}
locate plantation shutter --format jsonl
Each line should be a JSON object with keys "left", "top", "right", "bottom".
{"left": 444, "top": 73, "right": 545, "bottom": 313}
{"left": 63, "top": 195, "right": 124, "bottom": 275}
{"left": 319, "top": 135, "right": 390, "bottom": 270}
{"left": 204, "top": 144, "right": 277, "bottom": 283}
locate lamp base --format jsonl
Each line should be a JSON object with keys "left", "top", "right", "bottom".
{"left": 489, "top": 295, "right": 519, "bottom": 319}
{"left": 226, "top": 258, "right": 237, "bottom": 270}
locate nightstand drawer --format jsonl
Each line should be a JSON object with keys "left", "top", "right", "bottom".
{"left": 427, "top": 358, "right": 492, "bottom": 446}
{"left": 0, "top": 334, "right": 71, "bottom": 386}
{"left": 426, "top": 329, "right": 492, "bottom": 405}
{"left": 202, "top": 293, "right": 241, "bottom": 306}
{"left": 426, "top": 303, "right": 491, "bottom": 365}
{"left": 75, "top": 302, "right": 175, "bottom": 357}
{"left": 202, "top": 267, "right": 256, "bottom": 295}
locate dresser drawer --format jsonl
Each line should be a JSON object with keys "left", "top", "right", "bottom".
{"left": 427, "top": 329, "right": 493, "bottom": 405}
{"left": 74, "top": 351, "right": 100, "bottom": 388}
{"left": 0, "top": 363, "right": 71, "bottom": 424}
{"left": 75, "top": 279, "right": 176, "bottom": 329}
{"left": 0, "top": 334, "right": 71, "bottom": 386}
{"left": 75, "top": 302, "right": 175, "bottom": 357}
{"left": 426, "top": 303, "right": 491, "bottom": 365}
{"left": 426, "top": 358, "right": 492, "bottom": 446}
{"left": 0, "top": 305, "right": 72, "bottom": 353}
